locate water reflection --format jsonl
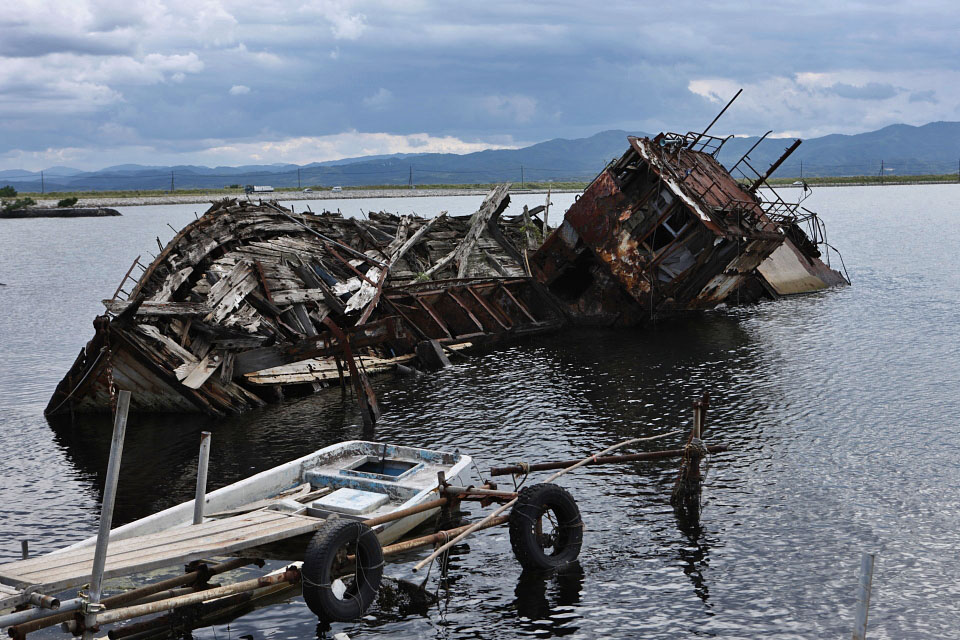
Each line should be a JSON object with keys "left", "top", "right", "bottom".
{"left": 674, "top": 519, "right": 712, "bottom": 607}
{"left": 44, "top": 389, "right": 369, "bottom": 527}
{"left": 512, "top": 565, "right": 585, "bottom": 636}
{"left": 39, "top": 308, "right": 767, "bottom": 637}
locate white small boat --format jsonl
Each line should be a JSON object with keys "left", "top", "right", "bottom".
{"left": 67, "top": 439, "right": 471, "bottom": 551}
{"left": 0, "top": 441, "right": 471, "bottom": 626}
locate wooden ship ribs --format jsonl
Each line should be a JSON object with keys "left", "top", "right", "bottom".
{"left": 47, "top": 132, "right": 848, "bottom": 419}
{"left": 46, "top": 185, "right": 562, "bottom": 418}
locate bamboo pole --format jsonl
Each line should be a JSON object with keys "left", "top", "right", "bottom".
{"left": 488, "top": 444, "right": 729, "bottom": 476}
{"left": 441, "top": 486, "right": 517, "bottom": 499}
{"left": 93, "top": 569, "right": 299, "bottom": 626}
{"left": 413, "top": 430, "right": 682, "bottom": 572}
{"left": 106, "top": 590, "right": 254, "bottom": 640}
{"left": 852, "top": 553, "right": 876, "bottom": 640}
{"left": 0, "top": 599, "right": 80, "bottom": 631}
{"left": 7, "top": 558, "right": 260, "bottom": 638}
{"left": 344, "top": 517, "right": 512, "bottom": 562}
{"left": 362, "top": 497, "right": 448, "bottom": 527}
{"left": 360, "top": 484, "right": 501, "bottom": 528}
{"left": 381, "top": 516, "right": 509, "bottom": 557}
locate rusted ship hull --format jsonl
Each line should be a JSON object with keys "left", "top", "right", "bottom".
{"left": 531, "top": 133, "right": 847, "bottom": 323}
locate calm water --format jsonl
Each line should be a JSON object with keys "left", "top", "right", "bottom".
{"left": 1, "top": 186, "right": 958, "bottom": 639}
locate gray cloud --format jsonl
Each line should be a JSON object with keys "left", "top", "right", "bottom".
{"left": 2, "top": 0, "right": 960, "bottom": 169}
{"left": 362, "top": 88, "right": 394, "bottom": 110}
{"left": 0, "top": 32, "right": 134, "bottom": 57}
{"left": 826, "top": 82, "right": 900, "bottom": 101}
{"left": 909, "top": 90, "right": 938, "bottom": 103}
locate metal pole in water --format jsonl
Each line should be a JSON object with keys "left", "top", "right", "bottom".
{"left": 693, "top": 402, "right": 702, "bottom": 440}
{"left": 193, "top": 431, "right": 212, "bottom": 525}
{"left": 82, "top": 389, "right": 131, "bottom": 640}
{"left": 852, "top": 552, "right": 875, "bottom": 640}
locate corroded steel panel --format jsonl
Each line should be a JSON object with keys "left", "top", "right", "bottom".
{"left": 561, "top": 171, "right": 652, "bottom": 302}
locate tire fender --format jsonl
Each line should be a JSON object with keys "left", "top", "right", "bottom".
{"left": 301, "top": 519, "right": 384, "bottom": 621}
{"left": 509, "top": 482, "right": 583, "bottom": 571}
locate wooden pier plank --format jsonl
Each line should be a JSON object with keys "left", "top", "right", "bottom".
{"left": 11, "top": 513, "right": 287, "bottom": 579}
{"left": 28, "top": 518, "right": 305, "bottom": 585}
{"left": 0, "top": 511, "right": 323, "bottom": 596}
{"left": 3, "top": 510, "right": 298, "bottom": 577}
{"left": 36, "top": 509, "right": 287, "bottom": 565}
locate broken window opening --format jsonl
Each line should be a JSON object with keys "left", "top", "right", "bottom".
{"left": 656, "top": 244, "right": 696, "bottom": 282}
{"left": 636, "top": 207, "right": 698, "bottom": 284}
{"left": 548, "top": 251, "right": 596, "bottom": 302}
{"left": 649, "top": 208, "right": 691, "bottom": 253}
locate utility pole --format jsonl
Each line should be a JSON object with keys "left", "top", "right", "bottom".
{"left": 170, "top": 171, "right": 175, "bottom": 192}
{"left": 521, "top": 165, "right": 524, "bottom": 188}
{"left": 879, "top": 159, "right": 884, "bottom": 184}
{"left": 408, "top": 165, "right": 413, "bottom": 188}
{"left": 297, "top": 168, "right": 301, "bottom": 189}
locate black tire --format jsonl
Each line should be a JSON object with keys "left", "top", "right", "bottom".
{"left": 302, "top": 519, "right": 384, "bottom": 621}
{"left": 509, "top": 483, "right": 583, "bottom": 571}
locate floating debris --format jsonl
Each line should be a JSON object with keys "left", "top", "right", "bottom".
{"left": 4, "top": 392, "right": 727, "bottom": 636}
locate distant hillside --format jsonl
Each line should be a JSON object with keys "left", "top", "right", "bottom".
{"left": 4, "top": 122, "right": 960, "bottom": 193}
{"left": 716, "top": 121, "right": 960, "bottom": 178}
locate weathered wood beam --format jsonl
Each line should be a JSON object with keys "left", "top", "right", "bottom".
{"left": 232, "top": 318, "right": 400, "bottom": 376}
{"left": 103, "top": 301, "right": 212, "bottom": 317}
{"left": 414, "top": 184, "right": 511, "bottom": 282}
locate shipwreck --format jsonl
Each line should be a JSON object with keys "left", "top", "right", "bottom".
{"left": 46, "top": 129, "right": 848, "bottom": 423}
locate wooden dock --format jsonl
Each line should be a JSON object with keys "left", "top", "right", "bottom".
{"left": 0, "top": 509, "right": 323, "bottom": 607}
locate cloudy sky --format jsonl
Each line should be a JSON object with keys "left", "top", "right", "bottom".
{"left": 3, "top": 0, "right": 959, "bottom": 170}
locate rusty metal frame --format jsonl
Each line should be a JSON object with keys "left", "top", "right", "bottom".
{"left": 465, "top": 287, "right": 511, "bottom": 330}
{"left": 496, "top": 283, "right": 537, "bottom": 323}
{"left": 445, "top": 291, "right": 485, "bottom": 332}
{"left": 414, "top": 297, "right": 454, "bottom": 339}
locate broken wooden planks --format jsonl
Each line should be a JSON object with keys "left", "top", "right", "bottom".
{"left": 47, "top": 193, "right": 562, "bottom": 418}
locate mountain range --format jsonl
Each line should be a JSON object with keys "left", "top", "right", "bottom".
{"left": 4, "top": 121, "right": 960, "bottom": 193}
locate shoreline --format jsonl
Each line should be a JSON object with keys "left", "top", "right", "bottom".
{"left": 772, "top": 179, "right": 960, "bottom": 188}
{"left": 25, "top": 187, "right": 580, "bottom": 209}
{"left": 18, "top": 179, "right": 959, "bottom": 209}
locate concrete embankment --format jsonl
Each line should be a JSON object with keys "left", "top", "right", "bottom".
{"left": 0, "top": 207, "right": 121, "bottom": 219}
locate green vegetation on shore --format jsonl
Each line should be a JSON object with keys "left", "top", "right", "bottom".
{"left": 8, "top": 173, "right": 959, "bottom": 203}
{"left": 12, "top": 182, "right": 591, "bottom": 200}
{"left": 765, "top": 173, "right": 960, "bottom": 186}
{"left": 0, "top": 186, "right": 37, "bottom": 213}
